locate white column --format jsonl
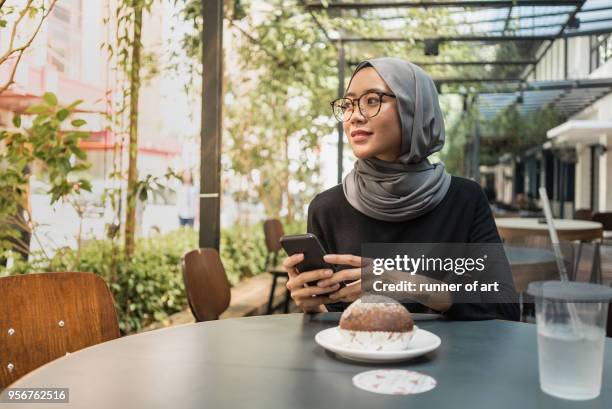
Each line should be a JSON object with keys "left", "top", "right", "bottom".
{"left": 600, "top": 134, "right": 612, "bottom": 211}
{"left": 574, "top": 143, "right": 591, "bottom": 210}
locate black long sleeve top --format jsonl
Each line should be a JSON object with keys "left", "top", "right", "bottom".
{"left": 306, "top": 176, "right": 520, "bottom": 321}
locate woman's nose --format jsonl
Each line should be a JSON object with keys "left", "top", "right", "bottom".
{"left": 349, "top": 106, "right": 367, "bottom": 124}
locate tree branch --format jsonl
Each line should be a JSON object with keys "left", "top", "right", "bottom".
{"left": 228, "top": 20, "right": 283, "bottom": 65}
{"left": 0, "top": 0, "right": 57, "bottom": 95}
{"left": 2, "top": 0, "right": 34, "bottom": 65}
{"left": 0, "top": 46, "right": 25, "bottom": 95}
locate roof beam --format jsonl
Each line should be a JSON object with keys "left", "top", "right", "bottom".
{"left": 434, "top": 78, "right": 524, "bottom": 83}
{"left": 336, "top": 35, "right": 555, "bottom": 42}
{"left": 475, "top": 78, "right": 612, "bottom": 93}
{"left": 332, "top": 27, "right": 612, "bottom": 43}
{"left": 366, "top": 6, "right": 612, "bottom": 25}
{"left": 522, "top": 1, "right": 586, "bottom": 80}
{"left": 348, "top": 60, "right": 537, "bottom": 66}
{"left": 502, "top": 3, "right": 513, "bottom": 34}
{"left": 561, "top": 27, "right": 612, "bottom": 38}
{"left": 486, "top": 17, "right": 612, "bottom": 33}
{"left": 304, "top": 1, "right": 582, "bottom": 10}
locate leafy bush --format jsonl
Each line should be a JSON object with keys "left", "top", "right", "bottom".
{"left": 3, "top": 229, "right": 196, "bottom": 334}
{"left": 1, "top": 220, "right": 307, "bottom": 333}
{"left": 219, "top": 219, "right": 305, "bottom": 285}
{"left": 221, "top": 224, "right": 267, "bottom": 286}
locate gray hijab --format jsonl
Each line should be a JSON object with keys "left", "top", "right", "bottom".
{"left": 342, "top": 57, "right": 451, "bottom": 222}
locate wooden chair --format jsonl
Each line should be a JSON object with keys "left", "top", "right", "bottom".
{"left": 593, "top": 212, "right": 612, "bottom": 242}
{"left": 263, "top": 219, "right": 291, "bottom": 314}
{"left": 0, "top": 272, "right": 120, "bottom": 389}
{"left": 181, "top": 248, "right": 231, "bottom": 322}
{"left": 574, "top": 208, "right": 593, "bottom": 221}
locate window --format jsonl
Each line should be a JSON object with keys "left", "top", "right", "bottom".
{"left": 53, "top": 5, "right": 70, "bottom": 24}
{"left": 46, "top": 0, "right": 82, "bottom": 76}
{"left": 590, "top": 34, "right": 612, "bottom": 72}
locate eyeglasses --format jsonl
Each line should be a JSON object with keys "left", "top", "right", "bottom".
{"left": 330, "top": 91, "right": 396, "bottom": 122}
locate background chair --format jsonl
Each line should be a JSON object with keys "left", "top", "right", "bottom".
{"left": 0, "top": 272, "right": 120, "bottom": 389}
{"left": 574, "top": 208, "right": 593, "bottom": 221}
{"left": 263, "top": 219, "right": 290, "bottom": 314}
{"left": 593, "top": 212, "right": 612, "bottom": 243}
{"left": 181, "top": 248, "right": 231, "bottom": 322}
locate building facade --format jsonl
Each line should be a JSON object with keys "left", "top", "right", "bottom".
{"left": 491, "top": 30, "right": 612, "bottom": 217}
{"left": 0, "top": 0, "right": 182, "bottom": 249}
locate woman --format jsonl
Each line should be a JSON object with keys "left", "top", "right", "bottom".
{"left": 283, "top": 57, "right": 519, "bottom": 321}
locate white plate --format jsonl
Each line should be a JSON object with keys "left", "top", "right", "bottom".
{"left": 315, "top": 326, "right": 441, "bottom": 363}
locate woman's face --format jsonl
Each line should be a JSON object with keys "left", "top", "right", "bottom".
{"left": 343, "top": 67, "right": 402, "bottom": 162}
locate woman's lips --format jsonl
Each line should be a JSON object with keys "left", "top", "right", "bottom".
{"left": 350, "top": 130, "right": 373, "bottom": 143}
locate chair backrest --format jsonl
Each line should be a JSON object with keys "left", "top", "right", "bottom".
{"left": 263, "top": 219, "right": 285, "bottom": 272}
{"left": 574, "top": 208, "right": 593, "bottom": 221}
{"left": 0, "top": 272, "right": 120, "bottom": 389}
{"left": 263, "top": 219, "right": 284, "bottom": 253}
{"left": 593, "top": 212, "right": 612, "bottom": 231}
{"left": 181, "top": 248, "right": 231, "bottom": 322}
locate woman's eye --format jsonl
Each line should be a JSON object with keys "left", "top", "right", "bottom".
{"left": 366, "top": 97, "right": 380, "bottom": 105}
{"left": 340, "top": 102, "right": 352, "bottom": 110}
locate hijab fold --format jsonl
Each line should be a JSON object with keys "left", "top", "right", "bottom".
{"left": 342, "top": 57, "right": 451, "bottom": 222}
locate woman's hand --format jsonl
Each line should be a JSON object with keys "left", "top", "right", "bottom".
{"left": 316, "top": 254, "right": 364, "bottom": 303}
{"left": 283, "top": 253, "right": 339, "bottom": 313}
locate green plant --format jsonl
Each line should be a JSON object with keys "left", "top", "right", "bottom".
{"left": 220, "top": 223, "right": 267, "bottom": 285}
{"left": 480, "top": 106, "right": 562, "bottom": 166}
{"left": 0, "top": 92, "right": 91, "bottom": 256}
{"left": 220, "top": 219, "right": 306, "bottom": 285}
{"left": 2, "top": 229, "right": 196, "bottom": 334}
{"left": 101, "top": 0, "right": 158, "bottom": 258}
{"left": 2, "top": 220, "right": 307, "bottom": 333}
{"left": 442, "top": 99, "right": 564, "bottom": 175}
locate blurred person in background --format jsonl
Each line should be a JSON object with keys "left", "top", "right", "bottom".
{"left": 176, "top": 170, "right": 198, "bottom": 228}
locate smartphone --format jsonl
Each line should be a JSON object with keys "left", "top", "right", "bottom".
{"left": 280, "top": 233, "right": 339, "bottom": 287}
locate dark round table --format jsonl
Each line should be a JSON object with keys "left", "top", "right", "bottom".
{"left": 496, "top": 217, "right": 603, "bottom": 242}
{"left": 3, "top": 313, "right": 612, "bottom": 408}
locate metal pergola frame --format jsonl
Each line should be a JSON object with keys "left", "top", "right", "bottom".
{"left": 306, "top": 0, "right": 608, "bottom": 184}
{"left": 198, "top": 0, "right": 612, "bottom": 250}
{"left": 371, "top": 4, "right": 612, "bottom": 25}
{"left": 303, "top": 1, "right": 584, "bottom": 9}
{"left": 199, "top": 0, "right": 223, "bottom": 249}
{"left": 333, "top": 30, "right": 612, "bottom": 43}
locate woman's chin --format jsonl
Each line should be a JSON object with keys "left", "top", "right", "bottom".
{"left": 350, "top": 146, "right": 376, "bottom": 160}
